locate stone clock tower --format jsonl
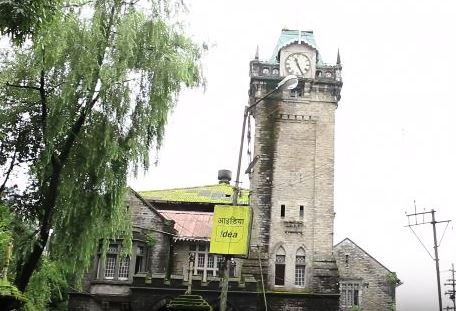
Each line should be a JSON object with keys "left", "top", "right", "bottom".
{"left": 242, "top": 29, "right": 343, "bottom": 309}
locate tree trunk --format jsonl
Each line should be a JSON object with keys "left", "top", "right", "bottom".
{"left": 14, "top": 157, "right": 63, "bottom": 291}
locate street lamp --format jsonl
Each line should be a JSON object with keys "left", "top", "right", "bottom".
{"left": 232, "top": 74, "right": 298, "bottom": 205}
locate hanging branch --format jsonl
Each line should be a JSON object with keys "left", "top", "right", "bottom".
{"left": 39, "top": 69, "right": 47, "bottom": 142}
{"left": 0, "top": 149, "right": 17, "bottom": 194}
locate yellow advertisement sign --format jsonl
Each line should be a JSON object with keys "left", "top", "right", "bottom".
{"left": 209, "top": 205, "right": 252, "bottom": 256}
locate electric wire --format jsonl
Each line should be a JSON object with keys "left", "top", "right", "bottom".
{"left": 438, "top": 220, "right": 450, "bottom": 247}
{"left": 408, "top": 225, "right": 435, "bottom": 261}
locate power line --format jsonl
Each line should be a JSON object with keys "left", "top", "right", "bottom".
{"left": 407, "top": 225, "right": 434, "bottom": 260}
{"left": 406, "top": 204, "right": 451, "bottom": 311}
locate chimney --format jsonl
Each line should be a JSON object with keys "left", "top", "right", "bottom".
{"left": 218, "top": 170, "right": 232, "bottom": 184}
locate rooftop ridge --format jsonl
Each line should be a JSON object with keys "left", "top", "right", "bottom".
{"left": 138, "top": 183, "right": 250, "bottom": 205}
{"left": 139, "top": 183, "right": 250, "bottom": 193}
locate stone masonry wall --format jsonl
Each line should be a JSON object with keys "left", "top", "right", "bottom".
{"left": 247, "top": 76, "right": 340, "bottom": 295}
{"left": 128, "top": 191, "right": 174, "bottom": 274}
{"left": 242, "top": 88, "right": 278, "bottom": 283}
{"left": 267, "top": 93, "right": 338, "bottom": 292}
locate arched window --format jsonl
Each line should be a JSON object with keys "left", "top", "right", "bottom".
{"left": 275, "top": 246, "right": 286, "bottom": 286}
{"left": 295, "top": 247, "right": 306, "bottom": 286}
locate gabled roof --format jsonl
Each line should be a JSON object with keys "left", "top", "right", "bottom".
{"left": 139, "top": 183, "right": 250, "bottom": 205}
{"left": 334, "top": 237, "right": 393, "bottom": 274}
{"left": 128, "top": 187, "right": 170, "bottom": 223}
{"left": 270, "top": 29, "right": 319, "bottom": 63}
{"left": 160, "top": 210, "right": 213, "bottom": 241}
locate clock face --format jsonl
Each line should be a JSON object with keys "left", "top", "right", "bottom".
{"left": 285, "top": 53, "right": 311, "bottom": 76}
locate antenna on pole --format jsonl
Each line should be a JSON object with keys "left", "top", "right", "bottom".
{"left": 444, "top": 264, "right": 456, "bottom": 310}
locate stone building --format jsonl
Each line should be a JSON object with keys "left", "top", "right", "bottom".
{"left": 70, "top": 180, "right": 256, "bottom": 311}
{"left": 69, "top": 29, "right": 400, "bottom": 311}
{"left": 69, "top": 184, "right": 399, "bottom": 311}
{"left": 334, "top": 238, "right": 400, "bottom": 311}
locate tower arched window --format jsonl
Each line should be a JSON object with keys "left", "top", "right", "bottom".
{"left": 275, "top": 246, "right": 286, "bottom": 286}
{"left": 295, "top": 247, "right": 306, "bottom": 286}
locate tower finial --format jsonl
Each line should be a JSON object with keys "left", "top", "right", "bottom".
{"left": 255, "top": 45, "right": 259, "bottom": 60}
{"left": 336, "top": 48, "right": 341, "bottom": 65}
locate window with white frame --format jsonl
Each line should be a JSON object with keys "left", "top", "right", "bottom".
{"left": 295, "top": 248, "right": 306, "bottom": 286}
{"left": 340, "top": 281, "right": 361, "bottom": 308}
{"left": 189, "top": 243, "right": 221, "bottom": 281}
{"left": 118, "top": 257, "right": 130, "bottom": 280}
{"left": 104, "top": 254, "right": 116, "bottom": 279}
{"left": 97, "top": 243, "right": 131, "bottom": 281}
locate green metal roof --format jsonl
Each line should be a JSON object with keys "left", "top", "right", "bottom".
{"left": 270, "top": 29, "right": 320, "bottom": 63}
{"left": 139, "top": 183, "right": 250, "bottom": 205}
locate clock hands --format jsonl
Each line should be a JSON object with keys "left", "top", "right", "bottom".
{"left": 294, "top": 57, "right": 305, "bottom": 75}
{"left": 285, "top": 53, "right": 310, "bottom": 75}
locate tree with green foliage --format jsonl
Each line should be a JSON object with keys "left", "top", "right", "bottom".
{"left": 0, "top": 0, "right": 201, "bottom": 306}
{"left": 0, "top": 204, "right": 27, "bottom": 307}
{"left": 0, "top": 0, "right": 62, "bottom": 44}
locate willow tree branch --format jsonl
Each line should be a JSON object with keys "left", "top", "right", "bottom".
{"left": 5, "top": 83, "right": 40, "bottom": 91}
{"left": 63, "top": 0, "right": 93, "bottom": 8}
{"left": 14, "top": 2, "right": 119, "bottom": 292}
{"left": 39, "top": 70, "right": 47, "bottom": 141}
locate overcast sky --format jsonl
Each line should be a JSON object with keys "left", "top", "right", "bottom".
{"left": 130, "top": 1, "right": 456, "bottom": 309}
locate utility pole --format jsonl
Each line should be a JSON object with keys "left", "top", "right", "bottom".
{"left": 445, "top": 264, "right": 456, "bottom": 311}
{"left": 219, "top": 256, "right": 231, "bottom": 311}
{"left": 406, "top": 207, "right": 451, "bottom": 311}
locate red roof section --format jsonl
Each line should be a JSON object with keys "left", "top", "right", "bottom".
{"left": 160, "top": 210, "right": 213, "bottom": 241}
